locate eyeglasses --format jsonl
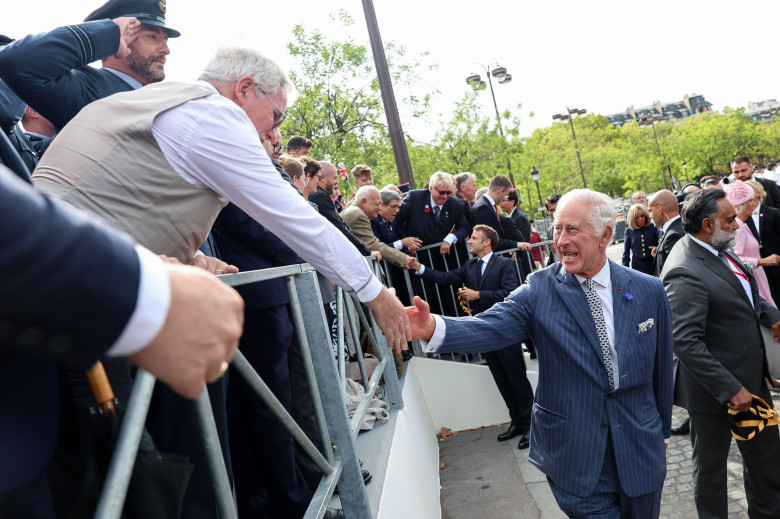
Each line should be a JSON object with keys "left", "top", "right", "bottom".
{"left": 272, "top": 143, "right": 283, "bottom": 152}
{"left": 433, "top": 186, "right": 453, "bottom": 197}
{"left": 260, "top": 89, "right": 287, "bottom": 129}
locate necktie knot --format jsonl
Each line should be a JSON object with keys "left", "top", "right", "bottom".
{"left": 584, "top": 278, "right": 595, "bottom": 291}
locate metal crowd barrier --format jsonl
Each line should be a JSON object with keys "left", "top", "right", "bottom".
{"left": 94, "top": 261, "right": 403, "bottom": 519}
{"left": 379, "top": 239, "right": 552, "bottom": 364}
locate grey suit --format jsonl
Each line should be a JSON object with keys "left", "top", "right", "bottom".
{"left": 661, "top": 234, "right": 780, "bottom": 517}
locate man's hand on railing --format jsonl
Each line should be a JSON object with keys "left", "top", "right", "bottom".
{"left": 188, "top": 254, "right": 239, "bottom": 275}
{"left": 440, "top": 241, "right": 452, "bottom": 255}
{"left": 371, "top": 250, "right": 383, "bottom": 262}
{"left": 406, "top": 296, "right": 437, "bottom": 342}
{"left": 128, "top": 264, "right": 244, "bottom": 399}
{"left": 401, "top": 236, "right": 422, "bottom": 254}
{"left": 516, "top": 242, "right": 532, "bottom": 252}
{"left": 364, "top": 286, "right": 411, "bottom": 353}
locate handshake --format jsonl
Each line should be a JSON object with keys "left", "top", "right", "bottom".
{"left": 404, "top": 256, "right": 422, "bottom": 271}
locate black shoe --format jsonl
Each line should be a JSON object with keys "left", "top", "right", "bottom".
{"left": 497, "top": 424, "right": 523, "bottom": 442}
{"left": 517, "top": 431, "right": 530, "bottom": 450}
{"left": 324, "top": 508, "right": 345, "bottom": 519}
{"left": 670, "top": 418, "right": 690, "bottom": 436}
{"left": 333, "top": 469, "right": 372, "bottom": 494}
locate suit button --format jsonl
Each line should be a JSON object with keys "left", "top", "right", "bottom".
{"left": 600, "top": 423, "right": 608, "bottom": 429}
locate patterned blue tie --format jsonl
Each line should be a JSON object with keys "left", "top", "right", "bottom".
{"left": 584, "top": 278, "right": 614, "bottom": 391}
{"left": 433, "top": 205, "right": 441, "bottom": 223}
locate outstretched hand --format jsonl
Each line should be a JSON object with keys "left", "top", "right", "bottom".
{"left": 406, "top": 296, "right": 437, "bottom": 342}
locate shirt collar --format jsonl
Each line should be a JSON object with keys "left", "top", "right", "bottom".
{"left": 662, "top": 214, "right": 680, "bottom": 233}
{"left": 753, "top": 203, "right": 761, "bottom": 216}
{"left": 689, "top": 235, "right": 719, "bottom": 257}
{"left": 103, "top": 68, "right": 143, "bottom": 90}
{"left": 481, "top": 252, "right": 493, "bottom": 264}
{"left": 482, "top": 194, "right": 496, "bottom": 207}
{"left": 575, "top": 260, "right": 611, "bottom": 289}
{"left": 429, "top": 194, "right": 442, "bottom": 209}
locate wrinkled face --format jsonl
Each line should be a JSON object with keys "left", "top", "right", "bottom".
{"left": 379, "top": 198, "right": 401, "bottom": 221}
{"left": 125, "top": 25, "right": 170, "bottom": 84}
{"left": 354, "top": 175, "right": 373, "bottom": 188}
{"left": 241, "top": 83, "right": 288, "bottom": 138}
{"left": 360, "top": 191, "right": 382, "bottom": 219}
{"left": 467, "top": 230, "right": 489, "bottom": 255}
{"left": 554, "top": 200, "right": 611, "bottom": 278}
{"left": 633, "top": 192, "right": 646, "bottom": 206}
{"left": 731, "top": 161, "right": 754, "bottom": 182}
{"left": 460, "top": 176, "right": 477, "bottom": 201}
{"left": 430, "top": 182, "right": 453, "bottom": 206}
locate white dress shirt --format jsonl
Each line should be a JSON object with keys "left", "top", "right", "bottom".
{"left": 690, "top": 235, "right": 753, "bottom": 307}
{"left": 751, "top": 203, "right": 761, "bottom": 235}
{"left": 429, "top": 194, "right": 457, "bottom": 245}
{"left": 661, "top": 215, "right": 680, "bottom": 235}
{"left": 151, "top": 81, "right": 381, "bottom": 303}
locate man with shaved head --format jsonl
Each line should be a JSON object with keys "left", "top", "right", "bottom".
{"left": 649, "top": 190, "right": 684, "bottom": 277}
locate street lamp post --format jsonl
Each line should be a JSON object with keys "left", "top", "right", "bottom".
{"left": 681, "top": 160, "right": 690, "bottom": 183}
{"left": 638, "top": 114, "right": 670, "bottom": 190}
{"left": 531, "top": 165, "right": 543, "bottom": 212}
{"left": 466, "top": 64, "right": 516, "bottom": 187}
{"left": 552, "top": 108, "right": 588, "bottom": 188}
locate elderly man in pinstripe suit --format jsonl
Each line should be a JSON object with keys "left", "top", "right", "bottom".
{"left": 406, "top": 189, "right": 674, "bottom": 518}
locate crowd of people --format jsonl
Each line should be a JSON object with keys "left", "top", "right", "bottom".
{"left": 4, "top": 1, "right": 780, "bottom": 519}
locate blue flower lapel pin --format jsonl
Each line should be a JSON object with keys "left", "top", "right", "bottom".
{"left": 617, "top": 286, "right": 633, "bottom": 301}
{"left": 638, "top": 318, "right": 654, "bottom": 334}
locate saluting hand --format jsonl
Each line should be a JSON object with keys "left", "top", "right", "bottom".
{"left": 113, "top": 17, "right": 141, "bottom": 59}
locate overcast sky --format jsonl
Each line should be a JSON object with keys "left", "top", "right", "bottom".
{"left": 6, "top": 0, "right": 780, "bottom": 140}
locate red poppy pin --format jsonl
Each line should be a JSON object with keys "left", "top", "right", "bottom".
{"left": 424, "top": 204, "right": 431, "bottom": 213}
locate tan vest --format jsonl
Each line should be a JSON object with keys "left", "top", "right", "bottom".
{"left": 33, "top": 82, "right": 228, "bottom": 262}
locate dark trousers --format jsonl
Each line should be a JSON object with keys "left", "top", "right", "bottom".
{"left": 484, "top": 343, "right": 533, "bottom": 430}
{"left": 689, "top": 410, "right": 780, "bottom": 518}
{"left": 547, "top": 433, "right": 661, "bottom": 518}
{"left": 228, "top": 305, "right": 310, "bottom": 519}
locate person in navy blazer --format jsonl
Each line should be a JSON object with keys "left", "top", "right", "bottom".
{"left": 0, "top": 156, "right": 242, "bottom": 518}
{"left": 414, "top": 225, "right": 534, "bottom": 447}
{"left": 470, "top": 175, "right": 532, "bottom": 254}
{"left": 406, "top": 189, "right": 673, "bottom": 518}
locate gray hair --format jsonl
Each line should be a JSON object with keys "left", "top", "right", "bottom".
{"left": 355, "top": 185, "right": 380, "bottom": 205}
{"left": 475, "top": 187, "right": 488, "bottom": 200}
{"left": 429, "top": 171, "right": 455, "bottom": 192}
{"left": 454, "top": 172, "right": 475, "bottom": 190}
{"left": 199, "top": 47, "right": 292, "bottom": 95}
{"left": 557, "top": 189, "right": 616, "bottom": 238}
{"left": 380, "top": 189, "right": 401, "bottom": 205}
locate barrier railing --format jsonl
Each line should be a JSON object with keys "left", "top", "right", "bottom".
{"left": 95, "top": 261, "right": 403, "bottom": 519}
{"left": 395, "top": 240, "right": 553, "bottom": 363}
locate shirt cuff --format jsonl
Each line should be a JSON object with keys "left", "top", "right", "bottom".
{"left": 393, "top": 239, "right": 403, "bottom": 250}
{"left": 444, "top": 233, "right": 457, "bottom": 245}
{"left": 420, "top": 314, "right": 446, "bottom": 352}
{"left": 416, "top": 264, "right": 426, "bottom": 275}
{"left": 106, "top": 246, "right": 171, "bottom": 357}
{"left": 193, "top": 249, "right": 204, "bottom": 258}
{"left": 355, "top": 276, "right": 383, "bottom": 303}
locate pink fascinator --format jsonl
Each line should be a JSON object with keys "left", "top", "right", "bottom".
{"left": 724, "top": 180, "right": 754, "bottom": 206}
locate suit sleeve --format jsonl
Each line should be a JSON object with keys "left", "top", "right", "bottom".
{"left": 472, "top": 203, "right": 515, "bottom": 251}
{"left": 479, "top": 260, "right": 519, "bottom": 309}
{"left": 308, "top": 190, "right": 371, "bottom": 256}
{"left": 622, "top": 230, "right": 632, "bottom": 267}
{"left": 419, "top": 264, "right": 468, "bottom": 287}
{"left": 0, "top": 163, "right": 141, "bottom": 368}
{"left": 515, "top": 213, "right": 532, "bottom": 242}
{"left": 342, "top": 210, "right": 408, "bottom": 268}
{"left": 0, "top": 21, "right": 121, "bottom": 131}
{"left": 213, "top": 203, "right": 298, "bottom": 263}
{"left": 764, "top": 180, "right": 780, "bottom": 210}
{"left": 394, "top": 193, "right": 413, "bottom": 239}
{"left": 662, "top": 264, "right": 743, "bottom": 404}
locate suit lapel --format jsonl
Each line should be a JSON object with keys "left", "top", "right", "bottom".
{"left": 479, "top": 257, "right": 495, "bottom": 289}
{"left": 554, "top": 268, "right": 603, "bottom": 359}
{"left": 691, "top": 239, "right": 754, "bottom": 310}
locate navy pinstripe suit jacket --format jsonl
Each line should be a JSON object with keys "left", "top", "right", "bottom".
{"left": 436, "top": 260, "right": 673, "bottom": 497}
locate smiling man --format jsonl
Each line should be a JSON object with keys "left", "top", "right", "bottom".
{"left": 405, "top": 189, "right": 673, "bottom": 518}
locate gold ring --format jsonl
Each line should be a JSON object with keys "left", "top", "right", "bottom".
{"left": 208, "top": 361, "right": 229, "bottom": 382}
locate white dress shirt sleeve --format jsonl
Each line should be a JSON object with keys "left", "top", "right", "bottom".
{"left": 420, "top": 314, "right": 447, "bottom": 352}
{"left": 444, "top": 233, "right": 457, "bottom": 245}
{"left": 393, "top": 239, "right": 403, "bottom": 250}
{"left": 106, "top": 245, "right": 171, "bottom": 357}
{"left": 151, "top": 89, "right": 381, "bottom": 302}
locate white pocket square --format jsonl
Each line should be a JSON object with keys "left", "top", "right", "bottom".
{"left": 638, "top": 318, "right": 654, "bottom": 334}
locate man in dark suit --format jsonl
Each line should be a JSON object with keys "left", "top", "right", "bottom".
{"left": 395, "top": 172, "right": 472, "bottom": 315}
{"left": 661, "top": 188, "right": 780, "bottom": 518}
{"left": 649, "top": 189, "right": 684, "bottom": 277}
{"left": 732, "top": 155, "right": 780, "bottom": 210}
{"left": 0, "top": 160, "right": 242, "bottom": 519}
{"left": 749, "top": 185, "right": 780, "bottom": 304}
{"left": 470, "top": 175, "right": 532, "bottom": 253}
{"left": 500, "top": 187, "right": 535, "bottom": 277}
{"left": 414, "top": 225, "right": 533, "bottom": 448}
{"left": 407, "top": 189, "right": 673, "bottom": 517}
{"left": 0, "top": 0, "right": 179, "bottom": 132}
{"left": 371, "top": 188, "right": 422, "bottom": 254}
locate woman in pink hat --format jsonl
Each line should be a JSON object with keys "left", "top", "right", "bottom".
{"left": 726, "top": 180, "right": 779, "bottom": 305}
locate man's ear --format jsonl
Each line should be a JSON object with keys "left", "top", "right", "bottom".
{"left": 701, "top": 217, "right": 714, "bottom": 234}
{"left": 233, "top": 76, "right": 255, "bottom": 105}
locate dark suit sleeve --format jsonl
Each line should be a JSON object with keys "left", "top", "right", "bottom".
{"left": 514, "top": 213, "right": 532, "bottom": 242}
{"left": 213, "top": 203, "right": 298, "bottom": 263}
{"left": 308, "top": 190, "right": 371, "bottom": 256}
{"left": 394, "top": 192, "right": 415, "bottom": 239}
{"left": 762, "top": 179, "right": 780, "bottom": 210}
{"left": 472, "top": 203, "right": 515, "bottom": 251}
{"left": 419, "top": 264, "right": 468, "bottom": 287}
{"left": 622, "top": 230, "right": 632, "bottom": 267}
{"left": 479, "top": 260, "right": 519, "bottom": 309}
{"left": 452, "top": 206, "right": 472, "bottom": 243}
{"left": 0, "top": 164, "right": 140, "bottom": 368}
{"left": 0, "top": 21, "right": 121, "bottom": 131}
